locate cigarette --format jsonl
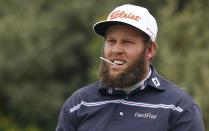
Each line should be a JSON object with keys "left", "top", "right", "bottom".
{"left": 99, "top": 57, "right": 116, "bottom": 65}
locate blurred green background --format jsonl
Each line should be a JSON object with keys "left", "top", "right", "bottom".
{"left": 0, "top": 0, "right": 208, "bottom": 130}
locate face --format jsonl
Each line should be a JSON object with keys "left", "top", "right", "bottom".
{"left": 99, "top": 25, "right": 152, "bottom": 88}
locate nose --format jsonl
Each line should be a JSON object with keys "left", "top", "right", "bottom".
{"left": 111, "top": 42, "right": 124, "bottom": 54}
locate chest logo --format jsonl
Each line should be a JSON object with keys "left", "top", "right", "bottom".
{"left": 134, "top": 112, "right": 157, "bottom": 120}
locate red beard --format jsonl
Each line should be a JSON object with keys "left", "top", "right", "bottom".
{"left": 99, "top": 49, "right": 146, "bottom": 89}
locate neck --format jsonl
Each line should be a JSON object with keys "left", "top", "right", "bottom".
{"left": 139, "top": 65, "right": 150, "bottom": 81}
{"left": 118, "top": 67, "right": 152, "bottom": 94}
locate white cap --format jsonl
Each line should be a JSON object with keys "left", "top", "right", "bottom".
{"left": 93, "top": 4, "right": 158, "bottom": 41}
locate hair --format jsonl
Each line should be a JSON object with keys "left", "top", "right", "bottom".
{"left": 138, "top": 30, "right": 156, "bottom": 62}
{"left": 137, "top": 29, "right": 152, "bottom": 48}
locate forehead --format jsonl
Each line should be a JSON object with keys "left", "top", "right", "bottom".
{"left": 105, "top": 25, "right": 144, "bottom": 38}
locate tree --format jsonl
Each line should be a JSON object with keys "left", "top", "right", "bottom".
{"left": 0, "top": 0, "right": 134, "bottom": 130}
{"left": 156, "top": 0, "right": 209, "bottom": 129}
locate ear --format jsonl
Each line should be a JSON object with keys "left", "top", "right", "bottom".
{"left": 146, "top": 42, "right": 157, "bottom": 60}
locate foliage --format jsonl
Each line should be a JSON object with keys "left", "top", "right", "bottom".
{"left": 0, "top": 0, "right": 134, "bottom": 130}
{"left": 156, "top": 0, "right": 209, "bottom": 129}
{"left": 0, "top": 0, "right": 208, "bottom": 130}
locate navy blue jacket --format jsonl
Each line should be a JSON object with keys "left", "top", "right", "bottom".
{"left": 56, "top": 66, "right": 205, "bottom": 131}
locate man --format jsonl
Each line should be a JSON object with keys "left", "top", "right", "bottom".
{"left": 56, "top": 4, "right": 205, "bottom": 131}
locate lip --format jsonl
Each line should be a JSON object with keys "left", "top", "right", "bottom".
{"left": 110, "top": 64, "right": 123, "bottom": 71}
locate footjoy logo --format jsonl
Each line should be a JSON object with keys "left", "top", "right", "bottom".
{"left": 134, "top": 112, "right": 157, "bottom": 120}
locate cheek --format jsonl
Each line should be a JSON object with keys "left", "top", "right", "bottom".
{"left": 129, "top": 53, "right": 141, "bottom": 61}
{"left": 126, "top": 49, "right": 146, "bottom": 64}
{"left": 103, "top": 45, "right": 111, "bottom": 57}
{"left": 126, "top": 48, "right": 143, "bottom": 58}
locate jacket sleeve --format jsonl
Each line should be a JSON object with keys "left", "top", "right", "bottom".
{"left": 56, "top": 105, "right": 77, "bottom": 131}
{"left": 169, "top": 104, "right": 205, "bottom": 131}
{"left": 56, "top": 92, "right": 81, "bottom": 131}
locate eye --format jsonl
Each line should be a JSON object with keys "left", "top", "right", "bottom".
{"left": 106, "top": 39, "right": 116, "bottom": 45}
{"left": 123, "top": 40, "right": 134, "bottom": 45}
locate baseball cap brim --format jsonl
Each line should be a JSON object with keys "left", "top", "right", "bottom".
{"left": 93, "top": 20, "right": 151, "bottom": 39}
{"left": 93, "top": 21, "right": 136, "bottom": 37}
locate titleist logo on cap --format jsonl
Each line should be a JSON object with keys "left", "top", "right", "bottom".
{"left": 109, "top": 10, "right": 141, "bottom": 21}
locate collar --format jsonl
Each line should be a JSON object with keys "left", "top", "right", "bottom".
{"left": 98, "top": 65, "right": 166, "bottom": 96}
{"left": 145, "top": 65, "right": 166, "bottom": 91}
